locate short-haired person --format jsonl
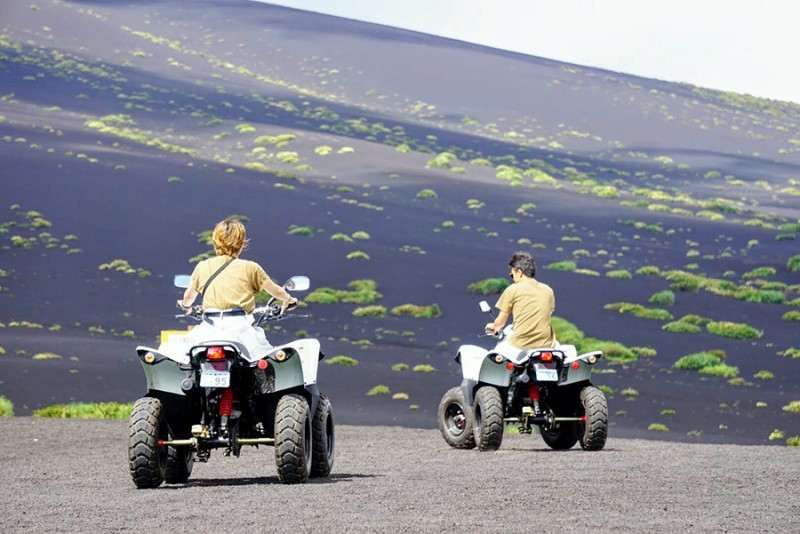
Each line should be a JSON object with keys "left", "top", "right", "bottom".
{"left": 178, "top": 217, "right": 297, "bottom": 357}
{"left": 485, "top": 252, "right": 556, "bottom": 356}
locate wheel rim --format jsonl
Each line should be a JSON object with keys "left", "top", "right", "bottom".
{"left": 445, "top": 402, "right": 467, "bottom": 436}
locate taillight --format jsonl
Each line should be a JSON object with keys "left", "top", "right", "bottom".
{"left": 257, "top": 359, "right": 269, "bottom": 370}
{"left": 505, "top": 362, "right": 515, "bottom": 371}
{"left": 207, "top": 346, "right": 226, "bottom": 361}
{"left": 571, "top": 361, "right": 580, "bottom": 369}
{"left": 540, "top": 351, "right": 553, "bottom": 362}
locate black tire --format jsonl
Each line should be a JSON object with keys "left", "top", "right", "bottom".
{"left": 541, "top": 423, "right": 578, "bottom": 450}
{"left": 437, "top": 387, "right": 476, "bottom": 449}
{"left": 128, "top": 397, "right": 168, "bottom": 489}
{"left": 310, "top": 395, "right": 335, "bottom": 478}
{"left": 473, "top": 387, "right": 504, "bottom": 451}
{"left": 165, "top": 445, "right": 193, "bottom": 484}
{"left": 274, "top": 394, "right": 312, "bottom": 484}
{"left": 578, "top": 386, "right": 608, "bottom": 451}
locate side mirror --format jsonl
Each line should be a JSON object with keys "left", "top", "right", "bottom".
{"left": 174, "top": 274, "right": 191, "bottom": 289}
{"left": 284, "top": 275, "right": 310, "bottom": 292}
{"left": 479, "top": 300, "right": 492, "bottom": 313}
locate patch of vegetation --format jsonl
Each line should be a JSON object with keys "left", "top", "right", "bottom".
{"left": 98, "top": 259, "right": 150, "bottom": 278}
{"left": 314, "top": 145, "right": 332, "bottom": 155}
{"left": 660, "top": 409, "right": 676, "bottom": 416}
{"left": 416, "top": 189, "right": 438, "bottom": 200}
{"left": 621, "top": 387, "right": 639, "bottom": 398}
{"left": 706, "top": 321, "right": 762, "bottom": 340}
{"left": 391, "top": 363, "right": 410, "bottom": 372}
{"left": 0, "top": 395, "right": 13, "bottom": 416}
{"left": 742, "top": 266, "right": 776, "bottom": 279}
{"left": 352, "top": 305, "right": 387, "bottom": 318}
{"left": 254, "top": 133, "right": 296, "bottom": 146}
{"left": 32, "top": 352, "right": 62, "bottom": 361}
{"left": 662, "top": 270, "right": 785, "bottom": 304}
{"left": 779, "top": 347, "right": 800, "bottom": 359}
{"left": 674, "top": 351, "right": 723, "bottom": 370}
{"left": 648, "top": 423, "right": 669, "bottom": 432}
{"left": 287, "top": 225, "right": 315, "bottom": 237}
{"left": 351, "top": 231, "right": 370, "bottom": 240}
{"left": 330, "top": 233, "right": 354, "bottom": 242}
{"left": 412, "top": 364, "right": 436, "bottom": 373}
{"left": 326, "top": 355, "right": 359, "bottom": 367}
{"left": 84, "top": 115, "right": 193, "bottom": 155}
{"left": 604, "top": 302, "right": 673, "bottom": 321}
{"left": 391, "top": 304, "right": 442, "bottom": 318}
{"left": 787, "top": 436, "right": 800, "bottom": 447}
{"left": 787, "top": 255, "right": 800, "bottom": 272}
{"left": 33, "top": 402, "right": 132, "bottom": 419}
{"left": 306, "top": 279, "right": 381, "bottom": 304}
{"left": 782, "top": 310, "right": 800, "bottom": 322}
{"left": 392, "top": 392, "right": 410, "bottom": 401}
{"left": 346, "top": 251, "right": 370, "bottom": 260}
{"left": 465, "top": 198, "right": 485, "bottom": 210}
{"left": 597, "top": 385, "right": 615, "bottom": 396}
{"left": 366, "top": 385, "right": 390, "bottom": 396}
{"left": 467, "top": 278, "right": 510, "bottom": 295}
{"left": 769, "top": 429, "right": 785, "bottom": 441}
{"left": 546, "top": 260, "right": 577, "bottom": 272}
{"left": 662, "top": 321, "right": 701, "bottom": 334}
{"left": 782, "top": 401, "right": 800, "bottom": 414}
{"left": 632, "top": 346, "right": 657, "bottom": 358}
{"left": 648, "top": 290, "right": 675, "bottom": 306}
{"left": 754, "top": 370, "right": 774, "bottom": 380}
{"left": 636, "top": 265, "right": 662, "bottom": 276}
{"left": 698, "top": 363, "right": 739, "bottom": 378}
{"left": 605, "top": 269, "right": 632, "bottom": 280}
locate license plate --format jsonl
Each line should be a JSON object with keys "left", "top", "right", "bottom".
{"left": 534, "top": 364, "right": 558, "bottom": 382}
{"left": 200, "top": 370, "right": 230, "bottom": 388}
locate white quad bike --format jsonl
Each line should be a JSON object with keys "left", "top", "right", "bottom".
{"left": 127, "top": 275, "right": 334, "bottom": 487}
{"left": 438, "top": 300, "right": 608, "bottom": 451}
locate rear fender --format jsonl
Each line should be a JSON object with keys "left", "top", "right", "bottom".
{"left": 270, "top": 338, "right": 321, "bottom": 391}
{"left": 136, "top": 347, "right": 192, "bottom": 396}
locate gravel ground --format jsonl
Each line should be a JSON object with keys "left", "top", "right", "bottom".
{"left": 0, "top": 418, "right": 797, "bottom": 533}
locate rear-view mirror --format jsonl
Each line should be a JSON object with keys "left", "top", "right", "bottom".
{"left": 174, "top": 274, "right": 191, "bottom": 289}
{"left": 284, "top": 275, "right": 310, "bottom": 292}
{"left": 479, "top": 300, "right": 492, "bottom": 313}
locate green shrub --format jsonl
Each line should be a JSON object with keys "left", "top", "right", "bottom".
{"left": 326, "top": 355, "right": 359, "bottom": 367}
{"left": 636, "top": 265, "right": 661, "bottom": 276}
{"left": 632, "top": 346, "right": 657, "bottom": 358}
{"left": 254, "top": 133, "right": 296, "bottom": 146}
{"left": 546, "top": 260, "right": 577, "bottom": 272}
{"left": 597, "top": 385, "right": 615, "bottom": 396}
{"left": 306, "top": 279, "right": 381, "bottom": 305}
{"left": 660, "top": 409, "right": 676, "bottom": 416}
{"left": 32, "top": 352, "right": 62, "bottom": 361}
{"left": 287, "top": 225, "right": 314, "bottom": 236}
{"left": 416, "top": 189, "right": 438, "bottom": 200}
{"left": 787, "top": 436, "right": 800, "bottom": 447}
{"left": 606, "top": 269, "right": 632, "bottom": 280}
{"left": 366, "top": 385, "right": 390, "bottom": 396}
{"left": 782, "top": 311, "right": 800, "bottom": 322}
{"left": 412, "top": 364, "right": 436, "bottom": 373}
{"left": 352, "top": 305, "right": 387, "bottom": 317}
{"left": 664, "top": 270, "right": 703, "bottom": 291}
{"left": 551, "top": 317, "right": 585, "bottom": 346}
{"left": 604, "top": 302, "right": 673, "bottom": 321}
{"left": 330, "top": 233, "right": 354, "bottom": 242}
{"left": 754, "top": 370, "right": 774, "bottom": 380}
{"left": 346, "top": 250, "right": 370, "bottom": 261}
{"left": 788, "top": 255, "right": 800, "bottom": 272}
{"left": 680, "top": 314, "right": 711, "bottom": 326}
{"left": 391, "top": 363, "right": 409, "bottom": 372}
{"left": 662, "top": 321, "right": 700, "bottom": 334}
{"left": 621, "top": 387, "right": 639, "bottom": 398}
{"left": 674, "top": 352, "right": 722, "bottom": 370}
{"left": 0, "top": 395, "right": 13, "bottom": 416}
{"left": 706, "top": 321, "right": 762, "bottom": 339}
{"left": 33, "top": 402, "right": 132, "bottom": 419}
{"left": 351, "top": 231, "right": 370, "bottom": 240}
{"left": 441, "top": 220, "right": 455, "bottom": 229}
{"left": 467, "top": 278, "right": 510, "bottom": 295}
{"left": 698, "top": 364, "right": 739, "bottom": 378}
{"left": 648, "top": 290, "right": 675, "bottom": 306}
{"left": 391, "top": 304, "right": 442, "bottom": 319}
{"left": 769, "top": 429, "right": 785, "bottom": 441}
{"left": 314, "top": 145, "right": 332, "bottom": 155}
{"left": 782, "top": 401, "right": 800, "bottom": 414}
{"left": 648, "top": 423, "right": 669, "bottom": 432}
{"left": 581, "top": 339, "right": 637, "bottom": 363}
{"left": 780, "top": 347, "right": 800, "bottom": 359}
{"left": 426, "top": 152, "right": 456, "bottom": 169}
{"left": 742, "top": 266, "right": 776, "bottom": 279}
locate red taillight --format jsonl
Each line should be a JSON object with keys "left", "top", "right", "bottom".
{"left": 540, "top": 351, "right": 553, "bottom": 362}
{"left": 206, "top": 346, "right": 225, "bottom": 361}
{"left": 571, "top": 361, "right": 580, "bottom": 369}
{"left": 257, "top": 359, "right": 269, "bottom": 370}
{"left": 219, "top": 388, "right": 233, "bottom": 417}
{"left": 505, "top": 362, "right": 515, "bottom": 371}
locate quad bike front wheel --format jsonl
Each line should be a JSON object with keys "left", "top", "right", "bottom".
{"left": 578, "top": 385, "right": 608, "bottom": 451}
{"left": 128, "top": 397, "right": 168, "bottom": 489}
{"left": 274, "top": 393, "right": 312, "bottom": 484}
{"left": 473, "top": 386, "right": 504, "bottom": 451}
{"left": 437, "top": 387, "right": 475, "bottom": 449}
{"left": 310, "top": 395, "right": 335, "bottom": 478}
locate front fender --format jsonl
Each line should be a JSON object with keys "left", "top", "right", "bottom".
{"left": 270, "top": 338, "right": 321, "bottom": 391}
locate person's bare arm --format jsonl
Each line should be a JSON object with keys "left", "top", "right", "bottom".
{"left": 179, "top": 287, "right": 198, "bottom": 309}
{"left": 486, "top": 309, "right": 510, "bottom": 335}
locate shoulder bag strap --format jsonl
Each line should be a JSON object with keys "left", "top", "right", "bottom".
{"left": 199, "top": 257, "right": 235, "bottom": 300}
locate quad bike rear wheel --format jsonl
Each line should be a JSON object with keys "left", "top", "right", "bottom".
{"left": 128, "top": 397, "right": 168, "bottom": 489}
{"left": 541, "top": 422, "right": 579, "bottom": 450}
{"left": 578, "top": 385, "right": 608, "bottom": 451}
{"left": 310, "top": 395, "right": 335, "bottom": 478}
{"left": 473, "top": 386, "right": 504, "bottom": 451}
{"left": 437, "top": 387, "right": 476, "bottom": 449}
{"left": 274, "top": 394, "right": 312, "bottom": 483}
{"left": 165, "top": 445, "right": 194, "bottom": 483}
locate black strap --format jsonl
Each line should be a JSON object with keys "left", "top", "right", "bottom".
{"left": 199, "top": 257, "right": 235, "bottom": 301}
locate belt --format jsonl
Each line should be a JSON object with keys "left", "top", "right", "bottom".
{"left": 203, "top": 309, "right": 247, "bottom": 319}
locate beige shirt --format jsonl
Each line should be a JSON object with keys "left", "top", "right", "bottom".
{"left": 495, "top": 278, "right": 556, "bottom": 349}
{"left": 190, "top": 255, "right": 272, "bottom": 313}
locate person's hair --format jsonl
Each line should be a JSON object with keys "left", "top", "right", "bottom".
{"left": 212, "top": 217, "right": 248, "bottom": 257}
{"left": 509, "top": 251, "right": 536, "bottom": 278}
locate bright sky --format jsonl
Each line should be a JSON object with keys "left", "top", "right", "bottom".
{"left": 262, "top": 0, "right": 800, "bottom": 104}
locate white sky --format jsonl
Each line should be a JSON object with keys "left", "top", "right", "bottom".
{"left": 261, "top": 0, "right": 800, "bottom": 104}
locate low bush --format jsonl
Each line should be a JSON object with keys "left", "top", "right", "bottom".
{"left": 648, "top": 423, "right": 669, "bottom": 432}
{"left": 787, "top": 436, "right": 800, "bottom": 447}
{"left": 392, "top": 392, "right": 410, "bottom": 401}
{"left": 698, "top": 363, "right": 739, "bottom": 378}
{"left": 287, "top": 225, "right": 314, "bottom": 237}
{"left": 0, "top": 395, "right": 13, "bottom": 416}
{"left": 779, "top": 347, "right": 800, "bottom": 359}
{"left": 662, "top": 321, "right": 701, "bottom": 334}
{"left": 742, "top": 266, "right": 776, "bottom": 279}
{"left": 346, "top": 251, "right": 370, "bottom": 260}
{"left": 546, "top": 260, "right": 577, "bottom": 272}
{"left": 782, "top": 401, "right": 800, "bottom": 414}
{"left": 32, "top": 352, "right": 62, "bottom": 361}
{"left": 416, "top": 189, "right": 438, "bottom": 200}
{"left": 632, "top": 346, "right": 657, "bottom": 358}
{"left": 648, "top": 290, "right": 675, "bottom": 306}
{"left": 782, "top": 310, "right": 800, "bottom": 322}
{"left": 706, "top": 321, "right": 762, "bottom": 339}
{"left": 604, "top": 302, "right": 673, "bottom": 321}
{"left": 326, "top": 355, "right": 359, "bottom": 367}
{"left": 330, "top": 233, "right": 354, "bottom": 242}
{"left": 605, "top": 269, "right": 632, "bottom": 280}
{"left": 366, "top": 385, "right": 390, "bottom": 396}
{"left": 674, "top": 352, "right": 723, "bottom": 370}
{"left": 636, "top": 265, "right": 662, "bottom": 276}
{"left": 351, "top": 231, "right": 370, "bottom": 240}
{"left": 788, "top": 255, "right": 800, "bottom": 272}
{"left": 306, "top": 279, "right": 382, "bottom": 305}
{"left": 352, "top": 305, "right": 387, "bottom": 318}
{"left": 391, "top": 363, "right": 410, "bottom": 372}
{"left": 467, "top": 278, "right": 510, "bottom": 295}
{"left": 33, "top": 402, "right": 132, "bottom": 419}
{"left": 551, "top": 317, "right": 585, "bottom": 346}
{"left": 391, "top": 304, "right": 442, "bottom": 318}
{"left": 412, "top": 364, "right": 436, "bottom": 373}
{"left": 754, "top": 370, "right": 774, "bottom": 380}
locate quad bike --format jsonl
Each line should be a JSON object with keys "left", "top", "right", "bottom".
{"left": 438, "top": 300, "right": 608, "bottom": 451}
{"left": 127, "top": 275, "right": 334, "bottom": 487}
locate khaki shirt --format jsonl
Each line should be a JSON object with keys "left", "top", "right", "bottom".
{"left": 190, "top": 255, "right": 272, "bottom": 313}
{"left": 495, "top": 278, "right": 556, "bottom": 349}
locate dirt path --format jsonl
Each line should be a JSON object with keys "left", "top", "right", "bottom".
{"left": 0, "top": 418, "right": 797, "bottom": 532}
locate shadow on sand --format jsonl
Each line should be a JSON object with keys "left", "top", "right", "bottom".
{"left": 159, "top": 472, "right": 381, "bottom": 489}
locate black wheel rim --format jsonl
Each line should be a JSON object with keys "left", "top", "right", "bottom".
{"left": 445, "top": 402, "right": 467, "bottom": 436}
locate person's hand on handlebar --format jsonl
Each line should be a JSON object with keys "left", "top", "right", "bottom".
{"left": 280, "top": 296, "right": 298, "bottom": 314}
{"left": 176, "top": 300, "right": 192, "bottom": 315}
{"left": 485, "top": 322, "right": 500, "bottom": 336}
